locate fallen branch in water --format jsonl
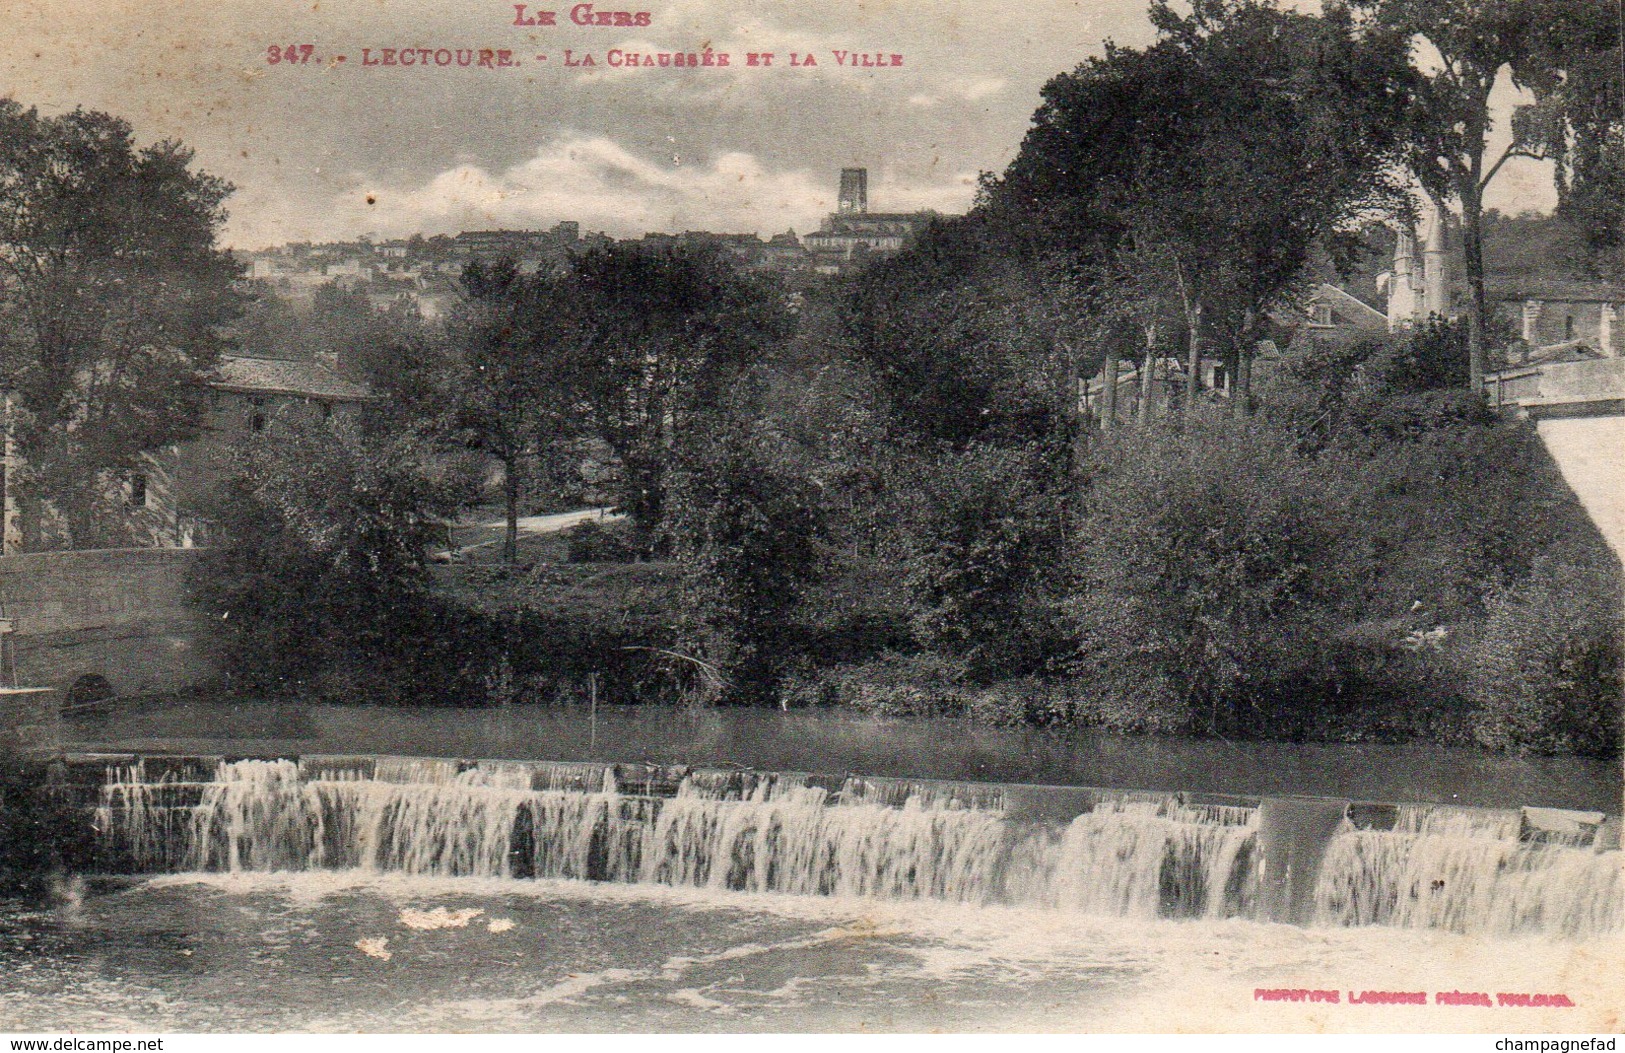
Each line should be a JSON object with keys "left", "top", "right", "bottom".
{"left": 618, "top": 645, "right": 729, "bottom": 696}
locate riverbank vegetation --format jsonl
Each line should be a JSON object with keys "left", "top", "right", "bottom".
{"left": 191, "top": 0, "right": 1623, "bottom": 757}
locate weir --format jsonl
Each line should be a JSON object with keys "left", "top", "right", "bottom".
{"left": 55, "top": 753, "right": 1623, "bottom": 939}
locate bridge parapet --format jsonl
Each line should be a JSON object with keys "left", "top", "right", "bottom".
{"left": 1489, "top": 358, "right": 1625, "bottom": 418}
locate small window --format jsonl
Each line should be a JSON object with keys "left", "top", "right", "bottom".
{"left": 250, "top": 412, "right": 266, "bottom": 433}
{"left": 1565, "top": 316, "right": 1575, "bottom": 340}
{"left": 318, "top": 401, "right": 333, "bottom": 420}
{"left": 1311, "top": 304, "right": 1334, "bottom": 326}
{"left": 127, "top": 473, "right": 148, "bottom": 508}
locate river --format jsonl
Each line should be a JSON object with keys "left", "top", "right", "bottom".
{"left": 62, "top": 699, "right": 1623, "bottom": 812}
{"left": 4, "top": 873, "right": 1620, "bottom": 1032}
{"left": 0, "top": 698, "right": 1612, "bottom": 1033}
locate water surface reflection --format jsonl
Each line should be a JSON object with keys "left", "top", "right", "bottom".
{"left": 66, "top": 700, "right": 1622, "bottom": 811}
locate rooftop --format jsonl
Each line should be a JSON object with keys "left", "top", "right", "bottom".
{"left": 1485, "top": 277, "right": 1625, "bottom": 303}
{"left": 212, "top": 355, "right": 374, "bottom": 402}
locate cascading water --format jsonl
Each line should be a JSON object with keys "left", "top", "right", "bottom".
{"left": 89, "top": 758, "right": 1621, "bottom": 938}
{"left": 1313, "top": 810, "right": 1622, "bottom": 938}
{"left": 1004, "top": 797, "right": 1260, "bottom": 919}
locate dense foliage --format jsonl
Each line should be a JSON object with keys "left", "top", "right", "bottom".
{"left": 667, "top": 422, "right": 828, "bottom": 700}
{"left": 193, "top": 415, "right": 480, "bottom": 701}
{"left": 0, "top": 100, "right": 242, "bottom": 548}
{"left": 767, "top": 323, "right": 1620, "bottom": 755}
{"left": 1065, "top": 412, "right": 1368, "bottom": 738}
{"left": 547, "top": 243, "right": 797, "bottom": 537}
{"left": 984, "top": 0, "right": 1412, "bottom": 406}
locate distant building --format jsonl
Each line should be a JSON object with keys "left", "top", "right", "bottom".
{"left": 205, "top": 354, "right": 374, "bottom": 437}
{"left": 324, "top": 259, "right": 374, "bottom": 283}
{"left": 757, "top": 230, "right": 810, "bottom": 271}
{"left": 629, "top": 230, "right": 806, "bottom": 272}
{"left": 1303, "top": 283, "right": 1390, "bottom": 339}
{"left": 158, "top": 356, "right": 375, "bottom": 546}
{"left": 453, "top": 222, "right": 582, "bottom": 262}
{"left": 1377, "top": 200, "right": 1625, "bottom": 360}
{"left": 801, "top": 168, "right": 938, "bottom": 273}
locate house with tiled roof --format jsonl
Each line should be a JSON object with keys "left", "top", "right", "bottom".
{"left": 208, "top": 354, "right": 374, "bottom": 432}
{"left": 2, "top": 354, "right": 377, "bottom": 552}
{"left": 122, "top": 355, "right": 376, "bottom": 547}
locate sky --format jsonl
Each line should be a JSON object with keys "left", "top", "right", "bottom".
{"left": 0, "top": 0, "right": 1562, "bottom": 248}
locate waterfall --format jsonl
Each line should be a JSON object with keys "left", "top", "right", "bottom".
{"left": 1005, "top": 797, "right": 1259, "bottom": 919}
{"left": 640, "top": 778, "right": 1008, "bottom": 900}
{"left": 90, "top": 758, "right": 1620, "bottom": 938}
{"left": 1314, "top": 820, "right": 1623, "bottom": 938}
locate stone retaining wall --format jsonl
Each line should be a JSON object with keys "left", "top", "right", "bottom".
{"left": 0, "top": 549, "right": 220, "bottom": 756}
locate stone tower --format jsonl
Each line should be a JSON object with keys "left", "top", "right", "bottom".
{"left": 1419, "top": 198, "right": 1453, "bottom": 320}
{"left": 1384, "top": 227, "right": 1421, "bottom": 330}
{"left": 838, "top": 168, "right": 868, "bottom": 214}
{"left": 1383, "top": 196, "right": 1456, "bottom": 330}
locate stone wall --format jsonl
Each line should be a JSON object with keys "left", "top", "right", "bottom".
{"left": 0, "top": 548, "right": 220, "bottom": 755}
{"left": 1501, "top": 299, "right": 1615, "bottom": 351}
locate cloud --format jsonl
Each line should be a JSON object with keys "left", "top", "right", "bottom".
{"left": 227, "top": 136, "right": 985, "bottom": 245}
{"left": 10, "top": 0, "right": 1555, "bottom": 247}
{"left": 308, "top": 137, "right": 835, "bottom": 241}
{"left": 958, "top": 78, "right": 1007, "bottom": 102}
{"left": 2, "top": 0, "right": 1157, "bottom": 248}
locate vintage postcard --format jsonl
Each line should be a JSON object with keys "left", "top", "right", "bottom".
{"left": 0, "top": 0, "right": 1621, "bottom": 1037}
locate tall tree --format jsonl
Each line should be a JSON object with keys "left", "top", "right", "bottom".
{"left": 559, "top": 243, "right": 795, "bottom": 541}
{"left": 991, "top": 0, "right": 1411, "bottom": 414}
{"left": 445, "top": 259, "right": 577, "bottom": 562}
{"left": 0, "top": 100, "right": 241, "bottom": 548}
{"left": 196, "top": 414, "right": 463, "bottom": 698}
{"left": 1516, "top": 7, "right": 1625, "bottom": 277}
{"left": 1352, "top": 0, "right": 1605, "bottom": 387}
{"left": 848, "top": 212, "right": 1084, "bottom": 450}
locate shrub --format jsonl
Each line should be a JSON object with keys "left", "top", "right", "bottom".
{"left": 1261, "top": 321, "right": 1478, "bottom": 451}
{"left": 1460, "top": 555, "right": 1623, "bottom": 757}
{"left": 781, "top": 662, "right": 1189, "bottom": 734}
{"left": 1369, "top": 317, "right": 1470, "bottom": 393}
{"left": 1065, "top": 409, "right": 1368, "bottom": 736}
{"left": 438, "top": 561, "right": 684, "bottom": 705}
{"left": 564, "top": 518, "right": 639, "bottom": 563}
{"left": 666, "top": 426, "right": 827, "bottom": 700}
{"left": 778, "top": 652, "right": 975, "bottom": 717}
{"left": 193, "top": 417, "right": 469, "bottom": 701}
{"left": 895, "top": 442, "right": 1069, "bottom": 681}
{"left": 1264, "top": 331, "right": 1611, "bottom": 629}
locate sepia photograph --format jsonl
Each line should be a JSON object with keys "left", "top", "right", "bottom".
{"left": 0, "top": 0, "right": 1621, "bottom": 1036}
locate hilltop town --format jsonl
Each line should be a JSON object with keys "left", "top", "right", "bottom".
{"left": 235, "top": 168, "right": 940, "bottom": 321}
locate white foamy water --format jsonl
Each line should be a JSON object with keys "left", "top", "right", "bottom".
{"left": 90, "top": 759, "right": 1621, "bottom": 940}
{"left": 1006, "top": 799, "right": 1260, "bottom": 919}
{"left": 38, "top": 870, "right": 1610, "bottom": 1033}
{"left": 1314, "top": 825, "right": 1623, "bottom": 937}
